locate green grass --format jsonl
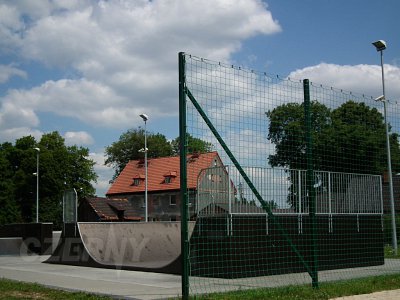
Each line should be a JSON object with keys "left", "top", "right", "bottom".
{"left": 2, "top": 274, "right": 400, "bottom": 300}
{"left": 0, "top": 278, "right": 113, "bottom": 300}
{"left": 190, "top": 273, "right": 400, "bottom": 300}
{"left": 385, "top": 244, "right": 400, "bottom": 259}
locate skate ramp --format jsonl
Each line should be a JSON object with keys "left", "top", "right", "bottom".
{"left": 46, "top": 221, "right": 195, "bottom": 274}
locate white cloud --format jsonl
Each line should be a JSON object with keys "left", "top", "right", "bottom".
{"left": 287, "top": 63, "right": 400, "bottom": 102}
{"left": 64, "top": 131, "right": 94, "bottom": 146}
{"left": 0, "top": 4, "right": 23, "bottom": 52}
{"left": 89, "top": 151, "right": 114, "bottom": 197}
{"left": 0, "top": 101, "right": 39, "bottom": 129}
{"left": 0, "top": 127, "right": 42, "bottom": 142}
{"left": 0, "top": 0, "right": 281, "bottom": 143}
{"left": 1, "top": 78, "right": 136, "bottom": 128}
{"left": 0, "top": 1, "right": 277, "bottom": 197}
{"left": 0, "top": 64, "right": 26, "bottom": 83}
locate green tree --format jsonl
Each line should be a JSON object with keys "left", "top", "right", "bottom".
{"left": 105, "top": 128, "right": 173, "bottom": 179}
{"left": 171, "top": 133, "right": 213, "bottom": 155}
{"left": 266, "top": 100, "right": 400, "bottom": 208}
{"left": 266, "top": 100, "right": 400, "bottom": 174}
{"left": 0, "top": 132, "right": 97, "bottom": 228}
{"left": 0, "top": 142, "right": 20, "bottom": 224}
{"left": 266, "top": 101, "right": 332, "bottom": 170}
{"left": 12, "top": 136, "right": 38, "bottom": 222}
{"left": 38, "top": 132, "right": 97, "bottom": 227}
{"left": 65, "top": 145, "right": 97, "bottom": 199}
{"left": 327, "top": 101, "right": 398, "bottom": 174}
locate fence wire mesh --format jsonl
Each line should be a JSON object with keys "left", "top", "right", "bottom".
{"left": 179, "top": 53, "right": 400, "bottom": 297}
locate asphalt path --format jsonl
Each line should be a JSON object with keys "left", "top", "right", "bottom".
{"left": 1, "top": 255, "right": 400, "bottom": 299}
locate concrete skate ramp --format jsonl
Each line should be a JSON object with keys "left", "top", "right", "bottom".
{"left": 46, "top": 221, "right": 195, "bottom": 274}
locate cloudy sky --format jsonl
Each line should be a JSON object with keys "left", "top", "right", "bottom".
{"left": 1, "top": 0, "right": 399, "bottom": 197}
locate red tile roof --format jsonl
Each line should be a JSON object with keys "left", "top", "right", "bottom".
{"left": 85, "top": 197, "right": 142, "bottom": 221}
{"left": 106, "top": 151, "right": 221, "bottom": 196}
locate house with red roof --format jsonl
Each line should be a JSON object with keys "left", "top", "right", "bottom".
{"left": 106, "top": 151, "right": 225, "bottom": 221}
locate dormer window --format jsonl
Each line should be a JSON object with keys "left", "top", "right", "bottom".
{"left": 187, "top": 152, "right": 200, "bottom": 163}
{"left": 132, "top": 174, "right": 145, "bottom": 186}
{"left": 164, "top": 171, "right": 177, "bottom": 184}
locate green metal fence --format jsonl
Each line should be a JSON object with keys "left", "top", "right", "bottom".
{"left": 179, "top": 52, "right": 400, "bottom": 298}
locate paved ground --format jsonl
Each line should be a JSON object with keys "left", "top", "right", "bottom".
{"left": 332, "top": 289, "right": 400, "bottom": 300}
{"left": 0, "top": 255, "right": 182, "bottom": 300}
{"left": 1, "top": 255, "right": 400, "bottom": 299}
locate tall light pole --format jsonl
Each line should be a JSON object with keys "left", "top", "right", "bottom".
{"left": 139, "top": 113, "right": 149, "bottom": 222}
{"left": 33, "top": 147, "right": 40, "bottom": 223}
{"left": 372, "top": 40, "right": 397, "bottom": 254}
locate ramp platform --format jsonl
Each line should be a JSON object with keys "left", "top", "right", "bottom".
{"left": 46, "top": 221, "right": 195, "bottom": 274}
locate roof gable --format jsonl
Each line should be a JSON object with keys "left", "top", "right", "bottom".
{"left": 106, "top": 151, "right": 222, "bottom": 195}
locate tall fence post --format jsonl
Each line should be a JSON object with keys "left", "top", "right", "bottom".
{"left": 179, "top": 52, "right": 189, "bottom": 299}
{"left": 303, "top": 79, "right": 319, "bottom": 288}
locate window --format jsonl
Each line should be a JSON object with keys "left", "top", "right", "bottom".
{"left": 163, "top": 171, "right": 176, "bottom": 184}
{"left": 141, "top": 197, "right": 145, "bottom": 207}
{"left": 213, "top": 174, "right": 222, "bottom": 183}
{"left": 188, "top": 192, "right": 195, "bottom": 207}
{"left": 132, "top": 174, "right": 145, "bottom": 186}
{"left": 208, "top": 174, "right": 222, "bottom": 183}
{"left": 170, "top": 195, "right": 177, "bottom": 206}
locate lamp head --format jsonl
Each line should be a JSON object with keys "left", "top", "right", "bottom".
{"left": 139, "top": 113, "right": 148, "bottom": 122}
{"left": 372, "top": 40, "right": 387, "bottom": 51}
{"left": 34, "top": 147, "right": 40, "bottom": 152}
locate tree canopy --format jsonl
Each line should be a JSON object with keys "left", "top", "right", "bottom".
{"left": 267, "top": 101, "right": 331, "bottom": 170}
{"left": 0, "top": 132, "right": 97, "bottom": 228}
{"left": 266, "top": 100, "right": 400, "bottom": 209}
{"left": 171, "top": 134, "right": 213, "bottom": 155}
{"left": 266, "top": 100, "right": 400, "bottom": 175}
{"left": 105, "top": 128, "right": 173, "bottom": 179}
{"left": 105, "top": 129, "right": 213, "bottom": 179}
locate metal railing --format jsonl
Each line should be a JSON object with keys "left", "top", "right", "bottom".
{"left": 196, "top": 166, "right": 383, "bottom": 216}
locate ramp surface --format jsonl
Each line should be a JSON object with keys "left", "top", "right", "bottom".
{"left": 46, "top": 221, "right": 195, "bottom": 274}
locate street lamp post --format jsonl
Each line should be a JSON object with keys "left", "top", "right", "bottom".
{"left": 139, "top": 113, "right": 149, "bottom": 222}
{"left": 34, "top": 147, "right": 40, "bottom": 223}
{"left": 372, "top": 40, "right": 397, "bottom": 254}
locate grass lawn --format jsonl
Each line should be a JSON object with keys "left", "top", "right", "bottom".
{"left": 385, "top": 244, "right": 400, "bottom": 259}
{"left": 192, "top": 273, "right": 400, "bottom": 299}
{"left": 2, "top": 273, "right": 400, "bottom": 300}
{"left": 0, "top": 278, "right": 112, "bottom": 300}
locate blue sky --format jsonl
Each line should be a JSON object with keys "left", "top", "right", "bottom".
{"left": 1, "top": 0, "right": 399, "bottom": 197}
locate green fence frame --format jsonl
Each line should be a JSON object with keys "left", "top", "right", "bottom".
{"left": 179, "top": 52, "right": 395, "bottom": 298}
